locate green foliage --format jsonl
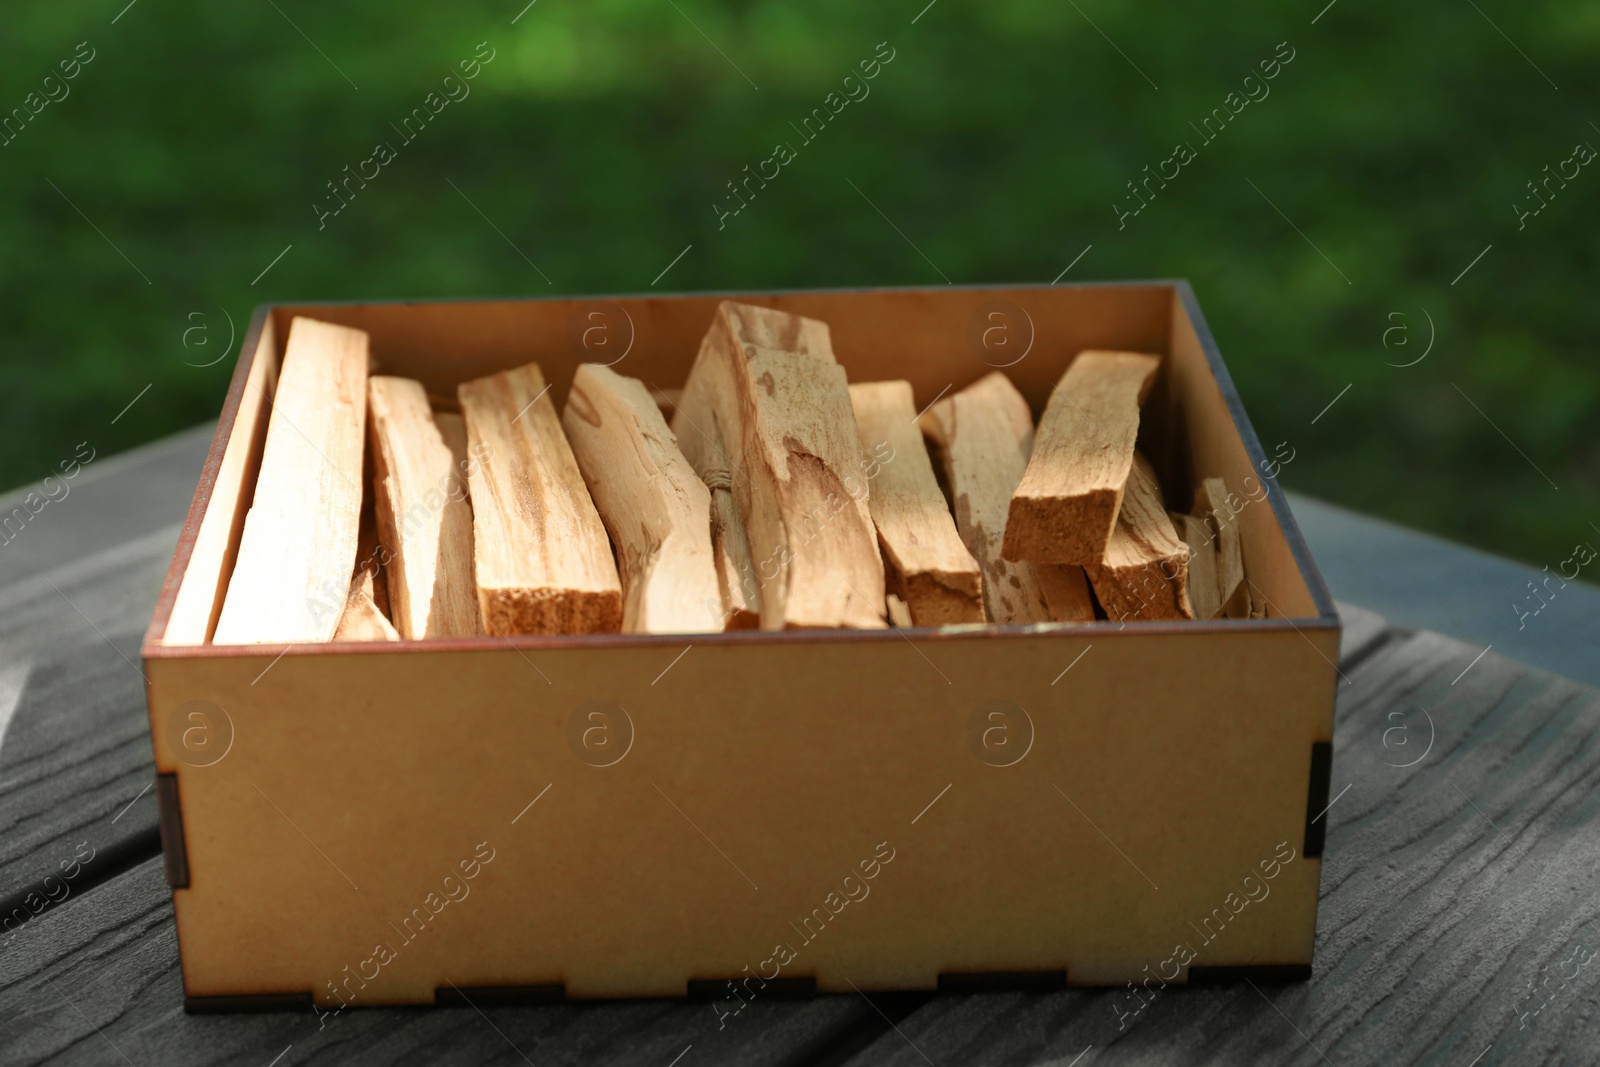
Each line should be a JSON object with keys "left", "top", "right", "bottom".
{"left": 1, "top": 0, "right": 1594, "bottom": 566}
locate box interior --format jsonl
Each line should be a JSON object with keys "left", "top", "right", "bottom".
{"left": 151, "top": 282, "right": 1332, "bottom": 648}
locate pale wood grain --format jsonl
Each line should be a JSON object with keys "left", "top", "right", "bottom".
{"left": 213, "top": 317, "right": 368, "bottom": 644}
{"left": 333, "top": 570, "right": 399, "bottom": 641}
{"left": 668, "top": 374, "right": 760, "bottom": 630}
{"left": 1003, "top": 350, "right": 1161, "bottom": 565}
{"left": 679, "top": 301, "right": 884, "bottom": 630}
{"left": 919, "top": 372, "right": 1094, "bottom": 625}
{"left": 1171, "top": 511, "right": 1221, "bottom": 621}
{"left": 1197, "top": 476, "right": 1249, "bottom": 618}
{"left": 367, "top": 377, "right": 480, "bottom": 638}
{"left": 458, "top": 363, "right": 622, "bottom": 635}
{"left": 563, "top": 364, "right": 723, "bottom": 634}
{"left": 1087, "top": 452, "right": 1191, "bottom": 622}
{"left": 849, "top": 381, "right": 984, "bottom": 626}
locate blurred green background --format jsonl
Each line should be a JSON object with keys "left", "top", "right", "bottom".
{"left": 2, "top": 0, "right": 1595, "bottom": 568}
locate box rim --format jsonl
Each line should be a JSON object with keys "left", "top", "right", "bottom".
{"left": 140, "top": 280, "right": 1339, "bottom": 661}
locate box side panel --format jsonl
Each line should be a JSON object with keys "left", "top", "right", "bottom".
{"left": 270, "top": 284, "right": 1173, "bottom": 423}
{"left": 150, "top": 628, "right": 1333, "bottom": 1004}
{"left": 1166, "top": 289, "right": 1320, "bottom": 620}
{"left": 160, "top": 314, "right": 280, "bottom": 645}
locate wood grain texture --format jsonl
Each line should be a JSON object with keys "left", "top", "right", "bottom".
{"left": 668, "top": 371, "right": 760, "bottom": 630}
{"left": 0, "top": 857, "right": 880, "bottom": 1067}
{"left": 333, "top": 569, "right": 400, "bottom": 641}
{"left": 1087, "top": 452, "right": 1192, "bottom": 622}
{"left": 1003, "top": 350, "right": 1161, "bottom": 565}
{"left": 849, "top": 381, "right": 984, "bottom": 627}
{"left": 833, "top": 630, "right": 1600, "bottom": 1067}
{"left": 0, "top": 527, "right": 173, "bottom": 926}
{"left": 679, "top": 301, "right": 884, "bottom": 630}
{"left": 562, "top": 364, "right": 722, "bottom": 634}
{"left": 368, "top": 376, "right": 480, "bottom": 639}
{"left": 457, "top": 362, "right": 622, "bottom": 635}
{"left": 214, "top": 317, "right": 369, "bottom": 645}
{"left": 919, "top": 372, "right": 1094, "bottom": 625}
{"left": 1197, "top": 477, "right": 1249, "bottom": 619}
{"left": 1171, "top": 511, "right": 1220, "bottom": 621}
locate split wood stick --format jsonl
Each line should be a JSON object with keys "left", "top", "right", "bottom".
{"left": 1087, "top": 452, "right": 1192, "bottom": 621}
{"left": 680, "top": 301, "right": 884, "bottom": 630}
{"left": 919, "top": 372, "right": 1094, "bottom": 625}
{"left": 335, "top": 506, "right": 399, "bottom": 641}
{"left": 1171, "top": 511, "right": 1221, "bottom": 621}
{"left": 214, "top": 317, "right": 369, "bottom": 644}
{"left": 563, "top": 364, "right": 723, "bottom": 634}
{"left": 335, "top": 569, "right": 400, "bottom": 641}
{"left": 1196, "top": 477, "right": 1249, "bottom": 618}
{"left": 368, "top": 377, "right": 481, "bottom": 638}
{"left": 457, "top": 362, "right": 622, "bottom": 635}
{"left": 668, "top": 376, "right": 759, "bottom": 629}
{"left": 886, "top": 594, "right": 913, "bottom": 628}
{"left": 849, "top": 381, "right": 984, "bottom": 626}
{"left": 1003, "top": 350, "right": 1162, "bottom": 564}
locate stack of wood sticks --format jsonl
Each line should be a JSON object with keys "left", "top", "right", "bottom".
{"left": 212, "top": 303, "right": 1258, "bottom": 642}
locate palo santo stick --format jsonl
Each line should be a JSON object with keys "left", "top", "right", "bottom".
{"left": 1170, "top": 511, "right": 1221, "bottom": 621}
{"left": 458, "top": 362, "right": 622, "bottom": 635}
{"left": 1088, "top": 452, "right": 1192, "bottom": 621}
{"left": 668, "top": 377, "right": 759, "bottom": 630}
{"left": 849, "top": 381, "right": 984, "bottom": 626}
{"left": 1003, "top": 351, "right": 1161, "bottom": 564}
{"left": 214, "top": 317, "right": 368, "bottom": 644}
{"left": 563, "top": 364, "right": 723, "bottom": 634}
{"left": 919, "top": 372, "right": 1094, "bottom": 625}
{"left": 368, "top": 377, "right": 481, "bottom": 638}
{"left": 681, "top": 301, "right": 884, "bottom": 630}
{"left": 335, "top": 568, "right": 400, "bottom": 641}
{"left": 1196, "top": 477, "right": 1249, "bottom": 618}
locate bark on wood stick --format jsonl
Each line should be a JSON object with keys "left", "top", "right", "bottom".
{"left": 457, "top": 362, "right": 622, "bottom": 635}
{"left": 367, "top": 376, "right": 481, "bottom": 638}
{"left": 849, "top": 380, "right": 984, "bottom": 626}
{"left": 563, "top": 364, "right": 724, "bottom": 634}
{"left": 1004, "top": 350, "right": 1161, "bottom": 565}
{"left": 1088, "top": 452, "right": 1193, "bottom": 621}
{"left": 214, "top": 317, "right": 369, "bottom": 644}
{"left": 919, "top": 372, "right": 1094, "bottom": 625}
{"left": 679, "top": 300, "right": 885, "bottom": 630}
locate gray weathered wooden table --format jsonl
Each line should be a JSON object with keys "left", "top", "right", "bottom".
{"left": 2, "top": 428, "right": 1597, "bottom": 1066}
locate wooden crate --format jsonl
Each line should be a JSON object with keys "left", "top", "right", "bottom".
{"left": 141, "top": 282, "right": 1338, "bottom": 1013}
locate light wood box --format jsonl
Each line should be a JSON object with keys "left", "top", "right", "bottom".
{"left": 141, "top": 282, "right": 1339, "bottom": 1012}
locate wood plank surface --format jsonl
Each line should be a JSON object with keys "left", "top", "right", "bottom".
{"left": 214, "top": 317, "right": 369, "bottom": 645}
{"left": 833, "top": 629, "right": 1600, "bottom": 1067}
{"left": 848, "top": 381, "right": 984, "bottom": 626}
{"left": 457, "top": 362, "right": 622, "bottom": 635}
{"left": 0, "top": 526, "right": 174, "bottom": 931}
{"left": 0, "top": 856, "right": 884, "bottom": 1067}
{"left": 563, "top": 364, "right": 723, "bottom": 634}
